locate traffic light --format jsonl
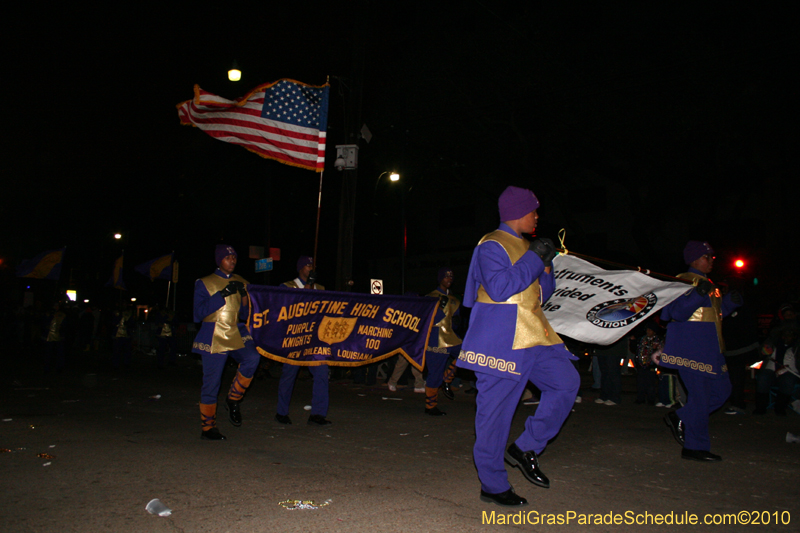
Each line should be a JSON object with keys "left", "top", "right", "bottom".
{"left": 731, "top": 257, "right": 758, "bottom": 286}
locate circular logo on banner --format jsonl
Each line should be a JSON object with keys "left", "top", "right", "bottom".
{"left": 586, "top": 293, "right": 657, "bottom": 329}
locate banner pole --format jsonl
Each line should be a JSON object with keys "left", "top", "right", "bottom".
{"left": 555, "top": 248, "right": 693, "bottom": 285}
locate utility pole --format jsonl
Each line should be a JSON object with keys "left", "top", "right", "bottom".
{"left": 334, "top": 5, "right": 367, "bottom": 291}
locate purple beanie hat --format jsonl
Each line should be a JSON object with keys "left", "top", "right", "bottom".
{"left": 498, "top": 186, "right": 540, "bottom": 221}
{"left": 297, "top": 256, "right": 313, "bottom": 271}
{"left": 683, "top": 241, "right": 714, "bottom": 264}
{"left": 438, "top": 267, "right": 454, "bottom": 283}
{"left": 215, "top": 244, "right": 237, "bottom": 266}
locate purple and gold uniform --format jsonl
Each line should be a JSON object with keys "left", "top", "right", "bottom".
{"left": 276, "top": 256, "right": 331, "bottom": 425}
{"left": 193, "top": 245, "right": 260, "bottom": 438}
{"left": 423, "top": 273, "right": 462, "bottom": 414}
{"left": 44, "top": 304, "right": 66, "bottom": 373}
{"left": 660, "top": 241, "right": 740, "bottom": 455}
{"left": 457, "top": 211, "right": 579, "bottom": 496}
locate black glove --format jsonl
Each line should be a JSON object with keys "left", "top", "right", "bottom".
{"left": 695, "top": 279, "right": 714, "bottom": 296}
{"left": 306, "top": 270, "right": 317, "bottom": 287}
{"left": 529, "top": 238, "right": 556, "bottom": 266}
{"left": 439, "top": 294, "right": 449, "bottom": 310}
{"left": 220, "top": 280, "right": 245, "bottom": 298}
{"left": 238, "top": 284, "right": 248, "bottom": 297}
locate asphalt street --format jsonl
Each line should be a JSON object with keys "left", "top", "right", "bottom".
{"left": 1, "top": 355, "right": 798, "bottom": 532}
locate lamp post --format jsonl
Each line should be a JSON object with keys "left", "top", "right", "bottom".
{"left": 374, "top": 172, "right": 404, "bottom": 294}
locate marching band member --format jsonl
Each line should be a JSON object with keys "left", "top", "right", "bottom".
{"left": 660, "top": 241, "right": 740, "bottom": 461}
{"left": 275, "top": 256, "right": 332, "bottom": 426}
{"left": 422, "top": 267, "right": 462, "bottom": 416}
{"left": 193, "top": 245, "right": 260, "bottom": 440}
{"left": 457, "top": 186, "right": 579, "bottom": 506}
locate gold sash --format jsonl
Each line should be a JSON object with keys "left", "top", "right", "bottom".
{"left": 474, "top": 230, "right": 562, "bottom": 349}
{"left": 283, "top": 279, "right": 326, "bottom": 290}
{"left": 426, "top": 290, "right": 462, "bottom": 348}
{"left": 676, "top": 272, "right": 725, "bottom": 352}
{"left": 201, "top": 273, "right": 249, "bottom": 353}
{"left": 47, "top": 312, "right": 65, "bottom": 342}
{"left": 114, "top": 310, "right": 131, "bottom": 339}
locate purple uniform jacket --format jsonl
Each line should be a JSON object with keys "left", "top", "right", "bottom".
{"left": 192, "top": 269, "right": 252, "bottom": 355}
{"left": 457, "top": 223, "right": 562, "bottom": 382}
{"left": 659, "top": 267, "right": 740, "bottom": 377}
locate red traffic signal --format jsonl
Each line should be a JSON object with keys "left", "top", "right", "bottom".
{"left": 733, "top": 259, "right": 745, "bottom": 269}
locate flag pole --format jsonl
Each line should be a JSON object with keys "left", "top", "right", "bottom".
{"left": 312, "top": 168, "right": 324, "bottom": 271}
{"left": 172, "top": 260, "right": 179, "bottom": 312}
{"left": 310, "top": 75, "right": 330, "bottom": 273}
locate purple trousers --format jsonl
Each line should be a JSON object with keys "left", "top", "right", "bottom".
{"left": 200, "top": 345, "right": 260, "bottom": 405}
{"left": 277, "top": 364, "right": 330, "bottom": 417}
{"left": 677, "top": 369, "right": 731, "bottom": 451}
{"left": 473, "top": 344, "right": 579, "bottom": 494}
{"left": 424, "top": 346, "right": 458, "bottom": 389}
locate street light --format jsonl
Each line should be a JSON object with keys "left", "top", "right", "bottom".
{"left": 373, "top": 171, "right": 405, "bottom": 293}
{"left": 228, "top": 60, "right": 241, "bottom": 82}
{"left": 374, "top": 171, "right": 401, "bottom": 194}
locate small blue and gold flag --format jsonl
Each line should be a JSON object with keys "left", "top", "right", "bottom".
{"left": 106, "top": 255, "right": 126, "bottom": 290}
{"left": 135, "top": 253, "right": 174, "bottom": 281}
{"left": 16, "top": 248, "right": 65, "bottom": 280}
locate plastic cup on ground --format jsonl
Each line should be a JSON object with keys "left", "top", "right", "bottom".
{"left": 146, "top": 499, "right": 172, "bottom": 516}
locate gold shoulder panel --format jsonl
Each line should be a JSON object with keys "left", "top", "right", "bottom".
{"left": 476, "top": 230, "right": 561, "bottom": 348}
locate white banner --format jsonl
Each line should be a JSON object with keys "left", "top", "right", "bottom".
{"left": 545, "top": 254, "right": 690, "bottom": 345}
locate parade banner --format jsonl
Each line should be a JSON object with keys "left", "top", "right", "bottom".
{"left": 247, "top": 286, "right": 439, "bottom": 369}
{"left": 545, "top": 254, "right": 690, "bottom": 345}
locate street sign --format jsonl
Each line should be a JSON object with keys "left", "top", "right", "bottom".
{"left": 255, "top": 258, "right": 274, "bottom": 273}
{"left": 370, "top": 279, "right": 383, "bottom": 295}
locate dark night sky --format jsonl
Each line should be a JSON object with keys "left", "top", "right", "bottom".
{"left": 2, "top": 2, "right": 798, "bottom": 313}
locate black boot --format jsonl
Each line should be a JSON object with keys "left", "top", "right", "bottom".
{"left": 504, "top": 443, "right": 550, "bottom": 488}
{"left": 225, "top": 398, "right": 242, "bottom": 426}
{"left": 441, "top": 381, "right": 455, "bottom": 400}
{"left": 201, "top": 427, "right": 227, "bottom": 440}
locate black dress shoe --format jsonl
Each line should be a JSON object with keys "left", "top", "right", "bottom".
{"left": 681, "top": 448, "right": 721, "bottom": 462}
{"left": 424, "top": 406, "right": 446, "bottom": 416}
{"left": 480, "top": 488, "right": 528, "bottom": 507}
{"left": 504, "top": 443, "right": 550, "bottom": 488}
{"left": 225, "top": 399, "right": 242, "bottom": 427}
{"left": 664, "top": 411, "right": 685, "bottom": 446}
{"left": 440, "top": 381, "right": 455, "bottom": 400}
{"left": 308, "top": 414, "right": 332, "bottom": 426}
{"left": 200, "top": 427, "right": 227, "bottom": 440}
{"left": 274, "top": 413, "right": 292, "bottom": 425}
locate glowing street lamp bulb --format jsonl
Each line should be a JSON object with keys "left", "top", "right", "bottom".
{"left": 389, "top": 173, "right": 400, "bottom": 182}
{"left": 228, "top": 68, "right": 241, "bottom": 81}
{"left": 131, "top": 298, "right": 137, "bottom": 302}
{"left": 114, "top": 233, "right": 122, "bottom": 240}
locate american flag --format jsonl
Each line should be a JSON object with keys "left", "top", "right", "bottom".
{"left": 177, "top": 79, "right": 329, "bottom": 172}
